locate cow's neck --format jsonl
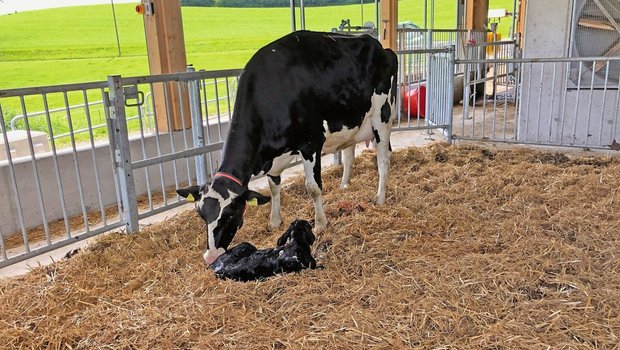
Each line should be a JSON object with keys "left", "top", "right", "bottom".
{"left": 218, "top": 121, "right": 260, "bottom": 186}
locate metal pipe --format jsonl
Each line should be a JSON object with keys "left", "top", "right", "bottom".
{"left": 19, "top": 96, "right": 51, "bottom": 243}
{"left": 62, "top": 92, "right": 90, "bottom": 234}
{"left": 290, "top": 0, "right": 296, "bottom": 32}
{"left": 0, "top": 107, "right": 29, "bottom": 253}
{"left": 300, "top": 0, "right": 306, "bottom": 30}
{"left": 41, "top": 93, "right": 71, "bottom": 238}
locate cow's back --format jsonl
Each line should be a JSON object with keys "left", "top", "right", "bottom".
{"left": 231, "top": 31, "right": 397, "bottom": 173}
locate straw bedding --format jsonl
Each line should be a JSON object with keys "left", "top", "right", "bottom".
{"left": 1, "top": 143, "right": 619, "bottom": 349}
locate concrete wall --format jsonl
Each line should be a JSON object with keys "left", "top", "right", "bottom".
{"left": 517, "top": 0, "right": 620, "bottom": 147}
{"left": 0, "top": 121, "right": 229, "bottom": 239}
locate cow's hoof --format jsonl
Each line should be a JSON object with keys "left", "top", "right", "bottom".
{"left": 313, "top": 222, "right": 328, "bottom": 234}
{"left": 268, "top": 219, "right": 283, "bottom": 231}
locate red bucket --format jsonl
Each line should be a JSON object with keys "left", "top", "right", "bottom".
{"left": 401, "top": 85, "right": 426, "bottom": 118}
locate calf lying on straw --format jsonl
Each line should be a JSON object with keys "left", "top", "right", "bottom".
{"left": 210, "top": 220, "right": 318, "bottom": 281}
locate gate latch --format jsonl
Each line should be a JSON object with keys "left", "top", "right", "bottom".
{"left": 123, "top": 85, "right": 145, "bottom": 107}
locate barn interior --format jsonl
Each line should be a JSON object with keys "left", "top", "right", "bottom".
{"left": 1, "top": 0, "right": 620, "bottom": 347}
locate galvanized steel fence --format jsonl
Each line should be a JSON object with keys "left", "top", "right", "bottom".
{"left": 454, "top": 56, "right": 620, "bottom": 149}
{"left": 3, "top": 46, "right": 620, "bottom": 268}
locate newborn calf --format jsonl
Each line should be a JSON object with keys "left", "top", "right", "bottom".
{"left": 210, "top": 220, "right": 317, "bottom": 281}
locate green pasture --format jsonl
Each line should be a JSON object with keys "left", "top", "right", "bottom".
{"left": 0, "top": 0, "right": 515, "bottom": 147}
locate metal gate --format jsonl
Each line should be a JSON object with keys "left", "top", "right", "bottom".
{"left": 0, "top": 69, "right": 241, "bottom": 268}
{"left": 394, "top": 47, "right": 455, "bottom": 141}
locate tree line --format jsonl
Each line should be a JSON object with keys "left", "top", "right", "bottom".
{"left": 181, "top": 0, "right": 365, "bottom": 7}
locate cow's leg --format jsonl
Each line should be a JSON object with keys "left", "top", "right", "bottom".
{"left": 373, "top": 98, "right": 395, "bottom": 205}
{"left": 303, "top": 152, "right": 328, "bottom": 233}
{"left": 267, "top": 175, "right": 283, "bottom": 230}
{"left": 339, "top": 146, "right": 355, "bottom": 189}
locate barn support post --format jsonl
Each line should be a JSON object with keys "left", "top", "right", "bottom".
{"left": 141, "top": 0, "right": 190, "bottom": 133}
{"left": 380, "top": 0, "right": 398, "bottom": 49}
{"left": 187, "top": 66, "right": 208, "bottom": 186}
{"left": 107, "top": 75, "right": 139, "bottom": 234}
{"left": 465, "top": 0, "right": 490, "bottom": 30}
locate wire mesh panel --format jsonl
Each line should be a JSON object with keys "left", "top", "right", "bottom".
{"left": 0, "top": 82, "right": 125, "bottom": 268}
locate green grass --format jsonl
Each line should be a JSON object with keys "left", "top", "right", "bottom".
{"left": 0, "top": 0, "right": 515, "bottom": 146}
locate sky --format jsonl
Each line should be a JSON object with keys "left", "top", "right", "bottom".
{"left": 0, "top": 0, "right": 136, "bottom": 15}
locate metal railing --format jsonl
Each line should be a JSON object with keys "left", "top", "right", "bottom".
{"left": 395, "top": 47, "right": 455, "bottom": 139}
{"left": 454, "top": 55, "right": 620, "bottom": 149}
{"left": 4, "top": 52, "right": 620, "bottom": 268}
{"left": 0, "top": 68, "right": 241, "bottom": 268}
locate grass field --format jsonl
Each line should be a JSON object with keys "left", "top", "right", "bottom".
{"left": 0, "top": 0, "right": 514, "bottom": 146}
{"left": 0, "top": 0, "right": 515, "bottom": 89}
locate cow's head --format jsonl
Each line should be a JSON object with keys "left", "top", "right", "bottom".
{"left": 177, "top": 173, "right": 270, "bottom": 265}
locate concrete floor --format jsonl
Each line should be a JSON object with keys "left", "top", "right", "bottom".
{"left": 0, "top": 129, "right": 439, "bottom": 279}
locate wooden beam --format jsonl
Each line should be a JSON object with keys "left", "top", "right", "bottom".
{"left": 517, "top": 0, "right": 526, "bottom": 47}
{"left": 380, "top": 0, "right": 398, "bottom": 50}
{"left": 142, "top": 0, "right": 190, "bottom": 132}
{"left": 465, "top": 0, "right": 489, "bottom": 30}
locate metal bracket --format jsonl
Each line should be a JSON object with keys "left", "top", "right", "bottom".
{"left": 123, "top": 86, "right": 145, "bottom": 107}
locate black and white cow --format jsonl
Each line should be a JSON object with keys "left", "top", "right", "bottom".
{"left": 177, "top": 31, "right": 398, "bottom": 265}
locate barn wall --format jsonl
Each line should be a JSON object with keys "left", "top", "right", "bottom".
{"left": 0, "top": 121, "right": 229, "bottom": 239}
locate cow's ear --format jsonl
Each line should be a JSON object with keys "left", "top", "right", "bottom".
{"left": 177, "top": 186, "right": 202, "bottom": 202}
{"left": 243, "top": 190, "right": 271, "bottom": 206}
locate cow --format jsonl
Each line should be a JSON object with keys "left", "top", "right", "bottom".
{"left": 209, "top": 219, "right": 317, "bottom": 282}
{"left": 177, "top": 30, "right": 398, "bottom": 265}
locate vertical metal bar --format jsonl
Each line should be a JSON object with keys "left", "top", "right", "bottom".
{"left": 547, "top": 63, "right": 558, "bottom": 143}
{"left": 134, "top": 84, "right": 154, "bottom": 211}
{"left": 41, "top": 94, "right": 71, "bottom": 237}
{"left": 102, "top": 89, "right": 124, "bottom": 221}
{"left": 19, "top": 96, "right": 51, "bottom": 243}
{"left": 572, "top": 62, "right": 583, "bottom": 144}
{"left": 201, "top": 78, "right": 215, "bottom": 179}
{"left": 300, "top": 0, "right": 306, "bottom": 30}
{"left": 290, "top": 0, "right": 296, "bottom": 32}
{"left": 108, "top": 75, "right": 139, "bottom": 233}
{"left": 63, "top": 92, "right": 90, "bottom": 234}
{"left": 585, "top": 60, "right": 597, "bottom": 146}
{"left": 462, "top": 54, "right": 471, "bottom": 137}
{"left": 147, "top": 83, "right": 167, "bottom": 206}
{"left": 598, "top": 61, "right": 611, "bottom": 145}
{"left": 559, "top": 62, "right": 571, "bottom": 144}
{"left": 225, "top": 77, "right": 233, "bottom": 124}
{"left": 0, "top": 106, "right": 29, "bottom": 252}
{"left": 610, "top": 68, "right": 620, "bottom": 143}
{"left": 82, "top": 90, "right": 107, "bottom": 225}
{"left": 524, "top": 63, "right": 533, "bottom": 141}
{"left": 189, "top": 69, "right": 208, "bottom": 186}
{"left": 176, "top": 82, "right": 193, "bottom": 187}
{"left": 536, "top": 63, "right": 545, "bottom": 142}
{"left": 162, "top": 83, "right": 180, "bottom": 193}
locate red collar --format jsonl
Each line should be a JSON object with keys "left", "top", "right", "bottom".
{"left": 214, "top": 172, "right": 243, "bottom": 186}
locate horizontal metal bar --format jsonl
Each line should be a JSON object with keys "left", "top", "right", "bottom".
{"left": 138, "top": 200, "right": 186, "bottom": 220}
{"left": 0, "top": 81, "right": 108, "bottom": 98}
{"left": 120, "top": 69, "right": 243, "bottom": 85}
{"left": 0, "top": 220, "right": 125, "bottom": 269}
{"left": 453, "top": 136, "right": 617, "bottom": 151}
{"left": 457, "top": 56, "right": 620, "bottom": 64}
{"left": 132, "top": 141, "right": 224, "bottom": 169}
{"left": 468, "top": 40, "right": 517, "bottom": 47}
{"left": 399, "top": 29, "right": 488, "bottom": 33}
{"left": 393, "top": 124, "right": 450, "bottom": 132}
{"left": 396, "top": 48, "right": 454, "bottom": 55}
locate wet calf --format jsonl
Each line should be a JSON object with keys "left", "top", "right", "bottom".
{"left": 209, "top": 220, "right": 317, "bottom": 282}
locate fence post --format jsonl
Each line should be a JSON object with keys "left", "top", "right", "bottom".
{"left": 188, "top": 66, "right": 208, "bottom": 185}
{"left": 107, "top": 75, "right": 139, "bottom": 233}
{"left": 446, "top": 46, "right": 456, "bottom": 144}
